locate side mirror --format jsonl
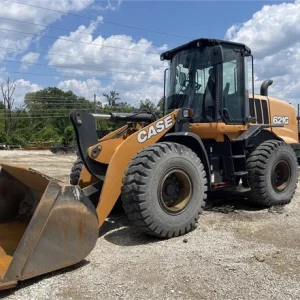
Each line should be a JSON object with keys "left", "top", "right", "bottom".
{"left": 210, "top": 45, "right": 223, "bottom": 65}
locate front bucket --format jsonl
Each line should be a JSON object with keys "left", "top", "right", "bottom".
{"left": 0, "top": 164, "right": 99, "bottom": 291}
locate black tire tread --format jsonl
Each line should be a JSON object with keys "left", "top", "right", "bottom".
{"left": 246, "top": 140, "right": 298, "bottom": 207}
{"left": 70, "top": 157, "right": 83, "bottom": 185}
{"left": 121, "top": 142, "right": 208, "bottom": 238}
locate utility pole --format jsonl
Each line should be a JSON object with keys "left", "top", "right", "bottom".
{"left": 94, "top": 94, "right": 98, "bottom": 130}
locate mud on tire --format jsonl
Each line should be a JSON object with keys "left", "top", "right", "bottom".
{"left": 121, "top": 142, "right": 208, "bottom": 238}
{"left": 246, "top": 140, "right": 298, "bottom": 207}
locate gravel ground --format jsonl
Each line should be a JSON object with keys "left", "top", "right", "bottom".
{"left": 1, "top": 150, "right": 300, "bottom": 300}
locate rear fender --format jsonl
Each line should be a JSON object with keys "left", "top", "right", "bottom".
{"left": 94, "top": 110, "right": 179, "bottom": 227}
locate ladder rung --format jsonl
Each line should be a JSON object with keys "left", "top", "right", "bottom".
{"left": 236, "top": 186, "right": 251, "bottom": 193}
{"left": 232, "top": 155, "right": 246, "bottom": 159}
{"left": 234, "top": 171, "right": 248, "bottom": 176}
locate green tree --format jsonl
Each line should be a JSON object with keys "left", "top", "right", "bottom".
{"left": 24, "top": 87, "right": 93, "bottom": 142}
{"left": 61, "top": 125, "right": 75, "bottom": 145}
{"left": 139, "top": 99, "right": 156, "bottom": 112}
{"left": 156, "top": 96, "right": 165, "bottom": 116}
{"left": 102, "top": 90, "right": 120, "bottom": 107}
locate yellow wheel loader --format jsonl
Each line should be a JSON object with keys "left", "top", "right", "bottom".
{"left": 1, "top": 38, "right": 299, "bottom": 291}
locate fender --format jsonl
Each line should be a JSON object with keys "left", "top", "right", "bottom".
{"left": 233, "top": 124, "right": 284, "bottom": 148}
{"left": 162, "top": 132, "right": 211, "bottom": 187}
{"left": 92, "top": 110, "right": 179, "bottom": 227}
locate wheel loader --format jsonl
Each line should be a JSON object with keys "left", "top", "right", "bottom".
{"left": 0, "top": 38, "right": 299, "bottom": 291}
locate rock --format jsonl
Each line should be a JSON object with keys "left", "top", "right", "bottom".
{"left": 255, "top": 255, "right": 265, "bottom": 262}
{"left": 183, "top": 238, "right": 188, "bottom": 243}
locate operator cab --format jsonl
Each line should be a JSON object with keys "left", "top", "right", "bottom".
{"left": 161, "top": 38, "right": 252, "bottom": 125}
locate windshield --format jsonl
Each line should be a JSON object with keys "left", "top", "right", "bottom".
{"left": 165, "top": 48, "right": 215, "bottom": 122}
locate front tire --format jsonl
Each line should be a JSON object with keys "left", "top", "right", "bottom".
{"left": 121, "top": 142, "right": 208, "bottom": 238}
{"left": 246, "top": 140, "right": 298, "bottom": 207}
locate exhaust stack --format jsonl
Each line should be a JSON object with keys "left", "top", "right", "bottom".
{"left": 260, "top": 79, "right": 273, "bottom": 96}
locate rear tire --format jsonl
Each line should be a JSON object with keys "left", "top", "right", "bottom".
{"left": 246, "top": 140, "right": 298, "bottom": 207}
{"left": 121, "top": 142, "right": 208, "bottom": 238}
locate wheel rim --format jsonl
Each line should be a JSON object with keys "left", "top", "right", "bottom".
{"left": 158, "top": 168, "right": 192, "bottom": 214}
{"left": 271, "top": 160, "right": 291, "bottom": 192}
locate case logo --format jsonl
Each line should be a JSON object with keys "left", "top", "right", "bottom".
{"left": 137, "top": 115, "right": 173, "bottom": 143}
{"left": 273, "top": 116, "right": 289, "bottom": 125}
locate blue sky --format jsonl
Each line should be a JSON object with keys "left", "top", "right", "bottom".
{"left": 1, "top": 0, "right": 300, "bottom": 107}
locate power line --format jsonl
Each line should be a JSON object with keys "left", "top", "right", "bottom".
{"left": 13, "top": 101, "right": 94, "bottom": 104}
{"left": 1, "top": 70, "right": 162, "bottom": 84}
{"left": 0, "top": 115, "right": 70, "bottom": 119}
{"left": 0, "top": 27, "right": 161, "bottom": 55}
{"left": 0, "top": 46, "right": 165, "bottom": 68}
{"left": 2, "top": 45, "right": 299, "bottom": 70}
{"left": 0, "top": 16, "right": 169, "bottom": 49}
{"left": 0, "top": 46, "right": 297, "bottom": 75}
{"left": 0, "top": 69, "right": 295, "bottom": 89}
{"left": 4, "top": 2, "right": 300, "bottom": 57}
{"left": 9, "top": 100, "right": 126, "bottom": 103}
{"left": 4, "top": 2, "right": 300, "bottom": 58}
{"left": 2, "top": 58, "right": 163, "bottom": 77}
{"left": 14, "top": 57, "right": 300, "bottom": 75}
{"left": 0, "top": 112, "right": 89, "bottom": 115}
{"left": 9, "top": 17, "right": 295, "bottom": 58}
{"left": 1, "top": 106, "right": 92, "bottom": 110}
{"left": 1, "top": 66, "right": 298, "bottom": 89}
{"left": 6, "top": 0, "right": 190, "bottom": 40}
{"left": 0, "top": 107, "right": 93, "bottom": 111}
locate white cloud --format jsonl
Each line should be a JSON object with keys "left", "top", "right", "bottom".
{"left": 92, "top": 0, "right": 123, "bottom": 11}
{"left": 225, "top": 0, "right": 300, "bottom": 106}
{"left": 13, "top": 79, "right": 41, "bottom": 105}
{"left": 0, "top": 0, "right": 95, "bottom": 60}
{"left": 58, "top": 78, "right": 102, "bottom": 101}
{"left": 48, "top": 18, "right": 168, "bottom": 106}
{"left": 20, "top": 52, "right": 40, "bottom": 70}
{"left": 57, "top": 77, "right": 164, "bottom": 107}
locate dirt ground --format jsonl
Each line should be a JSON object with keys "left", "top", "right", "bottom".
{"left": 1, "top": 150, "right": 300, "bottom": 300}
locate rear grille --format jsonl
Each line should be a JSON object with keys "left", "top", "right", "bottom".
{"left": 255, "top": 99, "right": 263, "bottom": 123}
{"left": 249, "top": 98, "right": 269, "bottom": 124}
{"left": 261, "top": 100, "right": 269, "bottom": 124}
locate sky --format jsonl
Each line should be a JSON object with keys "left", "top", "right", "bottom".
{"left": 1, "top": 0, "right": 300, "bottom": 108}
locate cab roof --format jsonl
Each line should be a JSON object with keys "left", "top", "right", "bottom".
{"left": 160, "top": 38, "right": 251, "bottom": 61}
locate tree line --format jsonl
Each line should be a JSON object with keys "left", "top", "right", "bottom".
{"left": 0, "top": 78, "right": 164, "bottom": 147}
